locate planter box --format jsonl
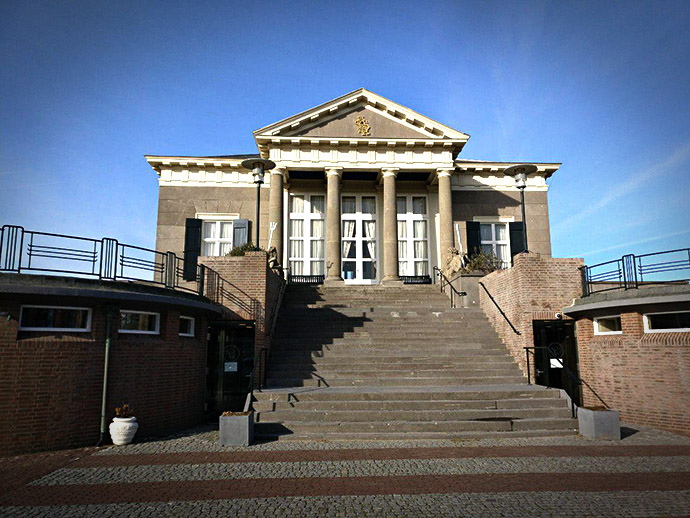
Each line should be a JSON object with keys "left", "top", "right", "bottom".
{"left": 578, "top": 407, "right": 620, "bottom": 440}
{"left": 219, "top": 412, "right": 254, "bottom": 446}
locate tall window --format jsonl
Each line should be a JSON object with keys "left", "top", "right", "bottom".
{"left": 397, "top": 196, "right": 429, "bottom": 276}
{"left": 288, "top": 194, "right": 325, "bottom": 276}
{"left": 480, "top": 223, "right": 510, "bottom": 268}
{"left": 201, "top": 219, "right": 234, "bottom": 256}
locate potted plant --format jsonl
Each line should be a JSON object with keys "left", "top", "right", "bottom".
{"left": 219, "top": 410, "right": 254, "bottom": 446}
{"left": 109, "top": 403, "right": 139, "bottom": 445}
{"left": 577, "top": 405, "right": 620, "bottom": 440}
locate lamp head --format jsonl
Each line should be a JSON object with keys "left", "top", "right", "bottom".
{"left": 241, "top": 158, "right": 276, "bottom": 185}
{"left": 504, "top": 164, "right": 537, "bottom": 189}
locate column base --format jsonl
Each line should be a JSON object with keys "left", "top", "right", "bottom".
{"left": 380, "top": 276, "right": 404, "bottom": 286}
{"left": 323, "top": 276, "right": 345, "bottom": 286}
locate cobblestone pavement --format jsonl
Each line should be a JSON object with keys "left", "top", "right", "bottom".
{"left": 1, "top": 422, "right": 690, "bottom": 517}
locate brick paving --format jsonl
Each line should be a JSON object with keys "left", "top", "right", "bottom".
{"left": 1, "top": 422, "right": 690, "bottom": 517}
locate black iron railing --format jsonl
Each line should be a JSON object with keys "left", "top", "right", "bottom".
{"left": 288, "top": 274, "right": 325, "bottom": 285}
{"left": 581, "top": 247, "right": 690, "bottom": 297}
{"left": 478, "top": 281, "right": 521, "bottom": 335}
{"left": 0, "top": 224, "right": 254, "bottom": 314}
{"left": 524, "top": 346, "right": 608, "bottom": 417}
{"left": 400, "top": 275, "right": 432, "bottom": 284}
{"left": 432, "top": 267, "right": 466, "bottom": 308}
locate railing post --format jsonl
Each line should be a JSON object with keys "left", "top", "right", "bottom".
{"left": 622, "top": 254, "right": 637, "bottom": 290}
{"left": 579, "top": 266, "right": 589, "bottom": 297}
{"left": 164, "top": 252, "right": 176, "bottom": 288}
{"left": 197, "top": 264, "right": 206, "bottom": 298}
{"left": 100, "top": 238, "right": 118, "bottom": 280}
{"left": 0, "top": 225, "right": 24, "bottom": 273}
{"left": 525, "top": 349, "right": 531, "bottom": 385}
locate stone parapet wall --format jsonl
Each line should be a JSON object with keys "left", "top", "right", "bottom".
{"left": 478, "top": 253, "right": 584, "bottom": 377}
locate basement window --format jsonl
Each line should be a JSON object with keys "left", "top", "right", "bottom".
{"left": 179, "top": 316, "right": 195, "bottom": 337}
{"left": 19, "top": 305, "right": 91, "bottom": 332}
{"left": 119, "top": 310, "right": 160, "bottom": 335}
{"left": 644, "top": 311, "right": 690, "bottom": 333}
{"left": 593, "top": 315, "right": 622, "bottom": 335}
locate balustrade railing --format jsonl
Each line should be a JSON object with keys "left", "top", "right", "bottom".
{"left": 581, "top": 247, "right": 690, "bottom": 297}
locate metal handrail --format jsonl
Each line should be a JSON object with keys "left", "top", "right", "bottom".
{"left": 581, "top": 247, "right": 690, "bottom": 297}
{"left": 478, "top": 281, "right": 520, "bottom": 335}
{"left": 432, "top": 266, "right": 466, "bottom": 308}
{"left": 0, "top": 224, "right": 254, "bottom": 311}
{"left": 524, "top": 346, "right": 609, "bottom": 416}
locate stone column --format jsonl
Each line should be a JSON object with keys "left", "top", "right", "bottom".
{"left": 437, "top": 168, "right": 455, "bottom": 267}
{"left": 268, "top": 167, "right": 286, "bottom": 263}
{"left": 324, "top": 167, "right": 343, "bottom": 283}
{"left": 381, "top": 168, "right": 401, "bottom": 284}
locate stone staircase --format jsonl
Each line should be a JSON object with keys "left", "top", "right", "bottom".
{"left": 254, "top": 285, "right": 577, "bottom": 440}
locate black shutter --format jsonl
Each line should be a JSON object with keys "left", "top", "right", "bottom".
{"left": 466, "top": 221, "right": 481, "bottom": 257}
{"left": 233, "top": 219, "right": 249, "bottom": 247}
{"left": 183, "top": 218, "right": 202, "bottom": 281}
{"left": 509, "top": 222, "right": 526, "bottom": 262}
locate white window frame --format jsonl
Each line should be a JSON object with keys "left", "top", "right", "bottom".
{"left": 179, "top": 316, "right": 195, "bottom": 337}
{"left": 118, "top": 310, "right": 160, "bottom": 335}
{"left": 341, "top": 194, "right": 378, "bottom": 284}
{"left": 196, "top": 213, "right": 238, "bottom": 257}
{"left": 397, "top": 195, "right": 429, "bottom": 277}
{"left": 643, "top": 310, "right": 690, "bottom": 333}
{"left": 478, "top": 221, "right": 512, "bottom": 269}
{"left": 287, "top": 193, "right": 326, "bottom": 276}
{"left": 593, "top": 315, "right": 623, "bottom": 336}
{"left": 18, "top": 305, "right": 92, "bottom": 332}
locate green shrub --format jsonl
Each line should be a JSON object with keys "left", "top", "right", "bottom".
{"left": 227, "top": 243, "right": 258, "bottom": 256}
{"left": 462, "top": 248, "right": 503, "bottom": 273}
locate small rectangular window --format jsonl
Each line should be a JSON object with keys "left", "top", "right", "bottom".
{"left": 644, "top": 311, "right": 690, "bottom": 333}
{"left": 119, "top": 311, "right": 160, "bottom": 334}
{"left": 593, "top": 315, "right": 622, "bottom": 335}
{"left": 19, "top": 306, "right": 91, "bottom": 332}
{"left": 179, "top": 316, "right": 195, "bottom": 337}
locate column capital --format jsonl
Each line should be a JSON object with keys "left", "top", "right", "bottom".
{"left": 271, "top": 166, "right": 288, "bottom": 176}
{"left": 436, "top": 168, "right": 454, "bottom": 178}
{"left": 325, "top": 166, "right": 343, "bottom": 177}
{"left": 381, "top": 167, "right": 400, "bottom": 178}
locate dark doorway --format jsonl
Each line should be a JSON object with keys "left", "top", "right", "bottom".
{"left": 206, "top": 321, "right": 255, "bottom": 414}
{"left": 532, "top": 320, "right": 581, "bottom": 405}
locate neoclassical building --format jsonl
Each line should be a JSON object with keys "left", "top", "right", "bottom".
{"left": 146, "top": 88, "right": 560, "bottom": 284}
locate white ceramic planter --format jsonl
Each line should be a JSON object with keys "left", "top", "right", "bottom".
{"left": 109, "top": 417, "right": 139, "bottom": 445}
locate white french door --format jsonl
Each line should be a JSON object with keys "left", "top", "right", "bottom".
{"left": 341, "top": 195, "right": 378, "bottom": 284}
{"left": 287, "top": 193, "right": 326, "bottom": 277}
{"left": 397, "top": 195, "right": 430, "bottom": 277}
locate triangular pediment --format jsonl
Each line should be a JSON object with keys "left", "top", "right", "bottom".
{"left": 254, "top": 88, "right": 469, "bottom": 142}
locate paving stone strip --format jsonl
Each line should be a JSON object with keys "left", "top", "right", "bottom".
{"left": 72, "top": 444, "right": 690, "bottom": 467}
{"left": 3, "top": 472, "right": 690, "bottom": 506}
{"left": 31, "top": 456, "right": 690, "bottom": 485}
{"left": 4, "top": 491, "right": 690, "bottom": 518}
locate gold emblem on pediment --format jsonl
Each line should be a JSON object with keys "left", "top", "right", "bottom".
{"left": 354, "top": 115, "right": 371, "bottom": 136}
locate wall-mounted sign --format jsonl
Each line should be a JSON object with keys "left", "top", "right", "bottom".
{"left": 224, "top": 362, "right": 238, "bottom": 372}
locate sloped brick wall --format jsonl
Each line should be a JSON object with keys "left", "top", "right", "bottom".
{"left": 478, "top": 253, "right": 584, "bottom": 378}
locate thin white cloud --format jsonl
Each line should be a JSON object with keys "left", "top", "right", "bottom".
{"left": 578, "top": 228, "right": 690, "bottom": 257}
{"left": 554, "top": 140, "right": 690, "bottom": 233}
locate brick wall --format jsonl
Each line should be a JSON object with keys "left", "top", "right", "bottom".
{"left": 0, "top": 301, "right": 208, "bottom": 455}
{"left": 576, "top": 310, "right": 690, "bottom": 435}
{"left": 200, "top": 251, "right": 285, "bottom": 385}
{"left": 478, "top": 253, "right": 584, "bottom": 377}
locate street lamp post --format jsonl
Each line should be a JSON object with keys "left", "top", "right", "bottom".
{"left": 241, "top": 158, "right": 276, "bottom": 250}
{"left": 504, "top": 164, "right": 538, "bottom": 253}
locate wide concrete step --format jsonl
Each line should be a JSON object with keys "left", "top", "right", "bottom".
{"left": 254, "top": 417, "right": 577, "bottom": 434}
{"left": 266, "top": 366, "right": 522, "bottom": 379}
{"left": 254, "top": 388, "right": 562, "bottom": 402}
{"left": 253, "top": 429, "right": 578, "bottom": 441}
{"left": 254, "top": 397, "right": 569, "bottom": 412}
{"left": 267, "top": 358, "right": 519, "bottom": 368}
{"left": 265, "top": 375, "right": 528, "bottom": 388}
{"left": 268, "top": 351, "right": 514, "bottom": 362}
{"left": 255, "top": 407, "right": 572, "bottom": 422}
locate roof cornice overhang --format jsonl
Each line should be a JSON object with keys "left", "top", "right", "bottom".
{"left": 145, "top": 155, "right": 248, "bottom": 175}
{"left": 455, "top": 160, "right": 562, "bottom": 178}
{"left": 253, "top": 88, "right": 469, "bottom": 158}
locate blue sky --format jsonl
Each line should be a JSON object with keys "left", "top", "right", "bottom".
{"left": 1, "top": 1, "right": 689, "bottom": 264}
